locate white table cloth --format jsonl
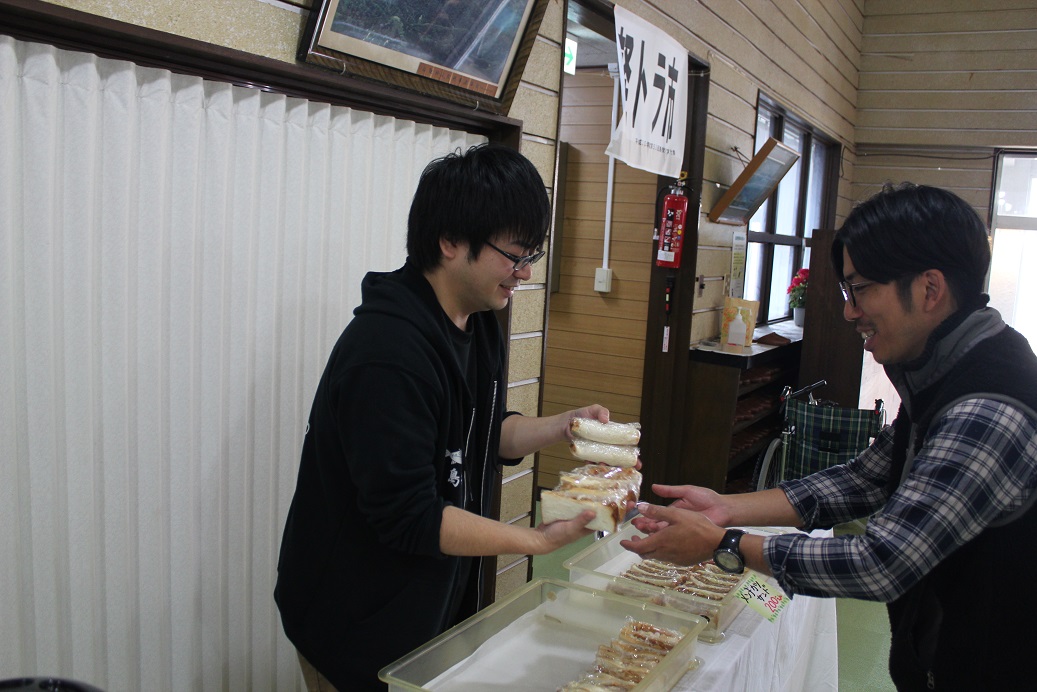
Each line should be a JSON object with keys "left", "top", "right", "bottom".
{"left": 676, "top": 588, "right": 838, "bottom": 691}
{"left": 675, "top": 527, "right": 839, "bottom": 691}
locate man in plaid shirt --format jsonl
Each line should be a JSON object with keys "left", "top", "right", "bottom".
{"left": 625, "top": 184, "right": 1037, "bottom": 691}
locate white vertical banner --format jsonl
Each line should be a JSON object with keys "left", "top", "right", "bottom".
{"left": 606, "top": 6, "right": 688, "bottom": 178}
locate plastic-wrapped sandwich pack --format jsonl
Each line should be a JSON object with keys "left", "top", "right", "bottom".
{"left": 541, "top": 418, "right": 643, "bottom": 533}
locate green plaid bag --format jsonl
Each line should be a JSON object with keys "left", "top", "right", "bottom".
{"left": 780, "top": 398, "right": 885, "bottom": 481}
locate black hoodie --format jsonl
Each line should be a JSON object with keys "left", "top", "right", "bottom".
{"left": 274, "top": 260, "right": 517, "bottom": 690}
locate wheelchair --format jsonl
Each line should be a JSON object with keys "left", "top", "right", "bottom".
{"left": 754, "top": 380, "right": 885, "bottom": 491}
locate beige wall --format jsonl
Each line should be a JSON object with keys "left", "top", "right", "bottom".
{"left": 858, "top": 0, "right": 1036, "bottom": 151}
{"left": 44, "top": 0, "right": 310, "bottom": 61}
{"left": 854, "top": 1, "right": 1037, "bottom": 214}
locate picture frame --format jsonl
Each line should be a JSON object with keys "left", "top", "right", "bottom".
{"left": 708, "top": 137, "right": 800, "bottom": 226}
{"left": 300, "top": 0, "right": 547, "bottom": 115}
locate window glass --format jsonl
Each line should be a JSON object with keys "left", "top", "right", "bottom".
{"left": 755, "top": 111, "right": 772, "bottom": 150}
{"left": 768, "top": 244, "right": 795, "bottom": 321}
{"left": 749, "top": 201, "right": 769, "bottom": 235}
{"left": 743, "top": 100, "right": 835, "bottom": 324}
{"left": 744, "top": 242, "right": 763, "bottom": 302}
{"left": 801, "top": 139, "right": 826, "bottom": 272}
{"left": 774, "top": 126, "right": 802, "bottom": 237}
{"left": 748, "top": 112, "right": 771, "bottom": 234}
{"left": 774, "top": 163, "right": 801, "bottom": 237}
{"left": 990, "top": 152, "right": 1037, "bottom": 347}
{"left": 804, "top": 139, "right": 826, "bottom": 238}
{"left": 997, "top": 155, "right": 1037, "bottom": 218}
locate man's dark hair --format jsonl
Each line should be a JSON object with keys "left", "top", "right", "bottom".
{"left": 831, "top": 182, "right": 990, "bottom": 306}
{"left": 407, "top": 143, "right": 551, "bottom": 272}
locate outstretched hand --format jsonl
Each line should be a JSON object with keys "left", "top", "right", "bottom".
{"left": 535, "top": 510, "right": 596, "bottom": 553}
{"left": 621, "top": 502, "right": 724, "bottom": 566}
{"left": 646, "top": 483, "right": 733, "bottom": 526}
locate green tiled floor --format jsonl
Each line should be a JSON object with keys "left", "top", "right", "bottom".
{"left": 529, "top": 526, "right": 594, "bottom": 581}
{"left": 531, "top": 506, "right": 895, "bottom": 690}
{"left": 836, "top": 597, "right": 895, "bottom": 691}
{"left": 833, "top": 520, "right": 896, "bottom": 691}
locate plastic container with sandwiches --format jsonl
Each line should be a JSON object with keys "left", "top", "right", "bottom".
{"left": 564, "top": 523, "right": 754, "bottom": 643}
{"left": 379, "top": 578, "right": 707, "bottom": 691}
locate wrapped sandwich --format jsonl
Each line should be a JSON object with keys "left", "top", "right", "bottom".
{"left": 541, "top": 418, "right": 643, "bottom": 533}
{"left": 541, "top": 464, "right": 643, "bottom": 533}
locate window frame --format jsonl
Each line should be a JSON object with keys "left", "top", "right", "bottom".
{"left": 745, "top": 95, "right": 840, "bottom": 324}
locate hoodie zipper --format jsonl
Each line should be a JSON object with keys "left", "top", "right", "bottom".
{"left": 474, "top": 378, "right": 499, "bottom": 609}
{"left": 463, "top": 405, "right": 476, "bottom": 507}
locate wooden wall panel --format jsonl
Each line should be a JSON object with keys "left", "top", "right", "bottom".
{"left": 858, "top": 4, "right": 1037, "bottom": 149}
{"left": 494, "top": 558, "right": 532, "bottom": 600}
{"left": 852, "top": 146, "right": 996, "bottom": 222}
{"left": 539, "top": 71, "right": 655, "bottom": 489}
{"left": 608, "top": 0, "right": 865, "bottom": 159}
{"left": 679, "top": 0, "right": 859, "bottom": 143}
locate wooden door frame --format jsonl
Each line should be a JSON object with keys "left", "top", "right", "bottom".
{"left": 637, "top": 59, "right": 711, "bottom": 503}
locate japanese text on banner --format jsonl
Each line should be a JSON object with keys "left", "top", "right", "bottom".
{"left": 606, "top": 6, "right": 688, "bottom": 178}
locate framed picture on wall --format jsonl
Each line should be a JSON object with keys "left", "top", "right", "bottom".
{"left": 300, "top": 0, "right": 546, "bottom": 115}
{"left": 708, "top": 137, "right": 800, "bottom": 226}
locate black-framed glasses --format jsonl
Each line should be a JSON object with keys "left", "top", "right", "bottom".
{"left": 485, "top": 241, "right": 545, "bottom": 272}
{"left": 839, "top": 279, "right": 877, "bottom": 307}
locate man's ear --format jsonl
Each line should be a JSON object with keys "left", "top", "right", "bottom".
{"left": 921, "top": 269, "right": 954, "bottom": 312}
{"left": 439, "top": 238, "right": 462, "bottom": 262}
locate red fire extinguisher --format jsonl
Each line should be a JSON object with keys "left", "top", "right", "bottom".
{"left": 656, "top": 181, "right": 688, "bottom": 268}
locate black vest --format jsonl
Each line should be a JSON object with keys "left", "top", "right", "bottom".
{"left": 887, "top": 326, "right": 1037, "bottom": 691}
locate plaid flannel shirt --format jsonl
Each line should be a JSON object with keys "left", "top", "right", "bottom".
{"left": 764, "top": 397, "right": 1037, "bottom": 601}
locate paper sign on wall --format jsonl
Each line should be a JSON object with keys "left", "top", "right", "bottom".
{"left": 606, "top": 6, "right": 688, "bottom": 178}
{"left": 730, "top": 230, "right": 747, "bottom": 298}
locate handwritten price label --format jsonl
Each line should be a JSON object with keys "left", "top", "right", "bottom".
{"left": 735, "top": 572, "right": 789, "bottom": 622}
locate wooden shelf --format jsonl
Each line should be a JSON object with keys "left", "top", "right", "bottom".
{"left": 731, "top": 403, "right": 781, "bottom": 435}
{"left": 690, "top": 322, "right": 803, "bottom": 370}
{"left": 683, "top": 331, "right": 801, "bottom": 493}
{"left": 727, "top": 424, "right": 781, "bottom": 470}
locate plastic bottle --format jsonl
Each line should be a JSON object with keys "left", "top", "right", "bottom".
{"left": 724, "top": 309, "right": 747, "bottom": 353}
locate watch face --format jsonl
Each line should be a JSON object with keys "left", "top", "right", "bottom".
{"left": 714, "top": 549, "right": 742, "bottom": 572}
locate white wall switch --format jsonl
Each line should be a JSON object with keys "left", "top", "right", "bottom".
{"left": 594, "top": 267, "right": 613, "bottom": 292}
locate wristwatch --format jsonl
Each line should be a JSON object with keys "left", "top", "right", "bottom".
{"left": 713, "top": 529, "right": 747, "bottom": 574}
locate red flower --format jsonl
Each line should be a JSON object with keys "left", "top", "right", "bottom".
{"left": 787, "top": 268, "right": 809, "bottom": 308}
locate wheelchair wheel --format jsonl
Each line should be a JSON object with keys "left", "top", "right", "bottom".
{"left": 752, "top": 438, "right": 783, "bottom": 491}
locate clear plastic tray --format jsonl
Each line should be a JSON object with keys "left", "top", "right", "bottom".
{"left": 564, "top": 523, "right": 753, "bottom": 643}
{"left": 378, "top": 577, "right": 707, "bottom": 691}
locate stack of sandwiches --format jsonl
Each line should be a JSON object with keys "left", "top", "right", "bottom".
{"left": 557, "top": 619, "right": 685, "bottom": 690}
{"left": 540, "top": 418, "right": 643, "bottom": 533}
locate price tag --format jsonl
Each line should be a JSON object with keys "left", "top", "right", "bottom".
{"left": 735, "top": 572, "right": 789, "bottom": 622}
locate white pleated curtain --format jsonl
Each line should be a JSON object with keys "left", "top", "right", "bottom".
{"left": 0, "top": 36, "right": 485, "bottom": 690}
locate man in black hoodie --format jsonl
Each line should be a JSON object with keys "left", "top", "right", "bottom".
{"left": 275, "top": 143, "right": 606, "bottom": 691}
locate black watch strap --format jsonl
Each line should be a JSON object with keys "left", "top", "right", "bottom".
{"left": 713, "top": 528, "right": 747, "bottom": 574}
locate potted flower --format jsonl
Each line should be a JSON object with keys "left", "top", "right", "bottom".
{"left": 787, "top": 268, "right": 809, "bottom": 326}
